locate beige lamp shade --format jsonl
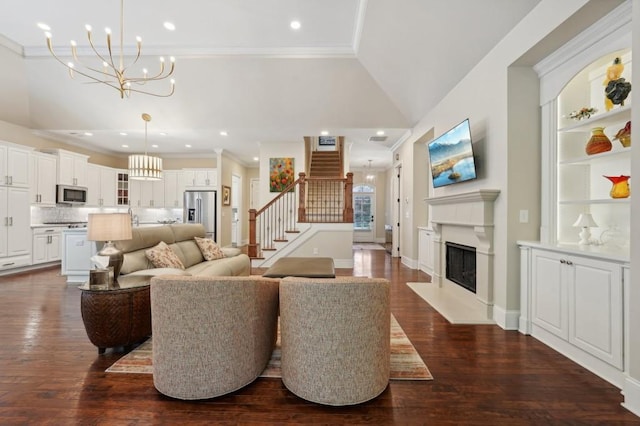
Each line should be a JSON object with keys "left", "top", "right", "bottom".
{"left": 87, "top": 213, "right": 133, "bottom": 242}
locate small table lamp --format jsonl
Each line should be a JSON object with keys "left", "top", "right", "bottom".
{"left": 87, "top": 213, "right": 133, "bottom": 281}
{"left": 572, "top": 213, "right": 598, "bottom": 245}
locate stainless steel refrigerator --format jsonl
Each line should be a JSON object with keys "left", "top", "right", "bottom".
{"left": 184, "top": 190, "right": 217, "bottom": 241}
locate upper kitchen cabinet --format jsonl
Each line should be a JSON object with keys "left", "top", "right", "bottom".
{"left": 40, "top": 149, "right": 89, "bottom": 187}
{"left": 0, "top": 141, "right": 30, "bottom": 188}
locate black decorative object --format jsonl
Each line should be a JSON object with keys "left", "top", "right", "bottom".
{"left": 605, "top": 78, "right": 632, "bottom": 106}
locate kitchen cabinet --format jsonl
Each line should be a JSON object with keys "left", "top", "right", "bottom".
{"left": 86, "top": 164, "right": 117, "bottom": 207}
{"left": 0, "top": 186, "right": 32, "bottom": 270}
{"left": 163, "top": 170, "right": 184, "bottom": 208}
{"left": 129, "top": 179, "right": 164, "bottom": 208}
{"left": 40, "top": 149, "right": 89, "bottom": 187}
{"left": 0, "top": 142, "right": 30, "bottom": 188}
{"left": 183, "top": 168, "right": 217, "bottom": 189}
{"left": 520, "top": 243, "right": 626, "bottom": 387}
{"left": 30, "top": 151, "right": 57, "bottom": 205}
{"left": 61, "top": 229, "right": 98, "bottom": 284}
{"left": 32, "top": 227, "right": 62, "bottom": 264}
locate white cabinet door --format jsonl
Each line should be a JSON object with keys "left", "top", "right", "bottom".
{"left": 36, "top": 154, "right": 57, "bottom": 205}
{"left": 163, "top": 170, "right": 184, "bottom": 208}
{"left": 129, "top": 180, "right": 141, "bottom": 207}
{"left": 86, "top": 164, "right": 101, "bottom": 206}
{"left": 100, "top": 167, "right": 117, "bottom": 207}
{"left": 568, "top": 256, "right": 623, "bottom": 369}
{"left": 1, "top": 144, "right": 30, "bottom": 188}
{"left": 151, "top": 180, "right": 164, "bottom": 207}
{"left": 48, "top": 233, "right": 62, "bottom": 262}
{"left": 0, "top": 186, "right": 6, "bottom": 257}
{"left": 7, "top": 146, "right": 30, "bottom": 188}
{"left": 32, "top": 234, "right": 48, "bottom": 264}
{"left": 531, "top": 249, "right": 568, "bottom": 340}
{"left": 6, "top": 187, "right": 31, "bottom": 257}
{"left": 58, "top": 152, "right": 88, "bottom": 186}
{"left": 184, "top": 169, "right": 217, "bottom": 189}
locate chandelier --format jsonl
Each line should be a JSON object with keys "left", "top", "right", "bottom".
{"left": 43, "top": 0, "right": 175, "bottom": 98}
{"left": 129, "top": 113, "right": 163, "bottom": 181}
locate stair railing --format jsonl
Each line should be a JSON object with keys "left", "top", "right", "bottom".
{"left": 248, "top": 172, "right": 353, "bottom": 258}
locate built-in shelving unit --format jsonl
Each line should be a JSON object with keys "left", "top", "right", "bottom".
{"left": 555, "top": 49, "right": 632, "bottom": 249}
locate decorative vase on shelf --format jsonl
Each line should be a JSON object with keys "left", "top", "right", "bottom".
{"left": 603, "top": 175, "right": 630, "bottom": 199}
{"left": 613, "top": 121, "right": 631, "bottom": 148}
{"left": 585, "top": 127, "right": 612, "bottom": 155}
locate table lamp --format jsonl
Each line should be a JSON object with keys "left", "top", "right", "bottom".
{"left": 572, "top": 213, "right": 598, "bottom": 245}
{"left": 87, "top": 213, "right": 133, "bottom": 281}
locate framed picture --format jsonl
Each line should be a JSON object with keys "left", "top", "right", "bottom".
{"left": 222, "top": 185, "right": 231, "bottom": 206}
{"left": 269, "top": 157, "right": 295, "bottom": 192}
{"left": 318, "top": 136, "right": 336, "bottom": 146}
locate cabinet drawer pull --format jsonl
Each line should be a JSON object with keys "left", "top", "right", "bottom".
{"left": 2, "top": 262, "right": 15, "bottom": 267}
{"left": 566, "top": 260, "right": 573, "bottom": 266}
{"left": 560, "top": 259, "right": 566, "bottom": 264}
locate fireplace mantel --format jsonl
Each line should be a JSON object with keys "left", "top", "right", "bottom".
{"left": 424, "top": 189, "right": 500, "bottom": 321}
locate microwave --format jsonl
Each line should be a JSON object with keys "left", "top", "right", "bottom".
{"left": 56, "top": 185, "right": 88, "bottom": 205}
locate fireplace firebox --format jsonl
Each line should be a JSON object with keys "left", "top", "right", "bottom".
{"left": 445, "top": 242, "right": 476, "bottom": 293}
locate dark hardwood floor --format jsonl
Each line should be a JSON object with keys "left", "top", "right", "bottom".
{"left": 0, "top": 249, "right": 637, "bottom": 425}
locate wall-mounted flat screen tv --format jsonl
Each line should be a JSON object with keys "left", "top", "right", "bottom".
{"left": 427, "top": 118, "right": 477, "bottom": 188}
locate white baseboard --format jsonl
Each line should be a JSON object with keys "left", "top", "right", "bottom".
{"left": 401, "top": 256, "right": 418, "bottom": 269}
{"left": 623, "top": 376, "right": 640, "bottom": 417}
{"left": 493, "top": 305, "right": 520, "bottom": 330}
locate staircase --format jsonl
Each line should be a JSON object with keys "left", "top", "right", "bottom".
{"left": 309, "top": 151, "right": 342, "bottom": 178}
{"left": 248, "top": 146, "right": 353, "bottom": 266}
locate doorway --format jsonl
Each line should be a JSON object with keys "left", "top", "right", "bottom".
{"left": 231, "top": 174, "right": 242, "bottom": 247}
{"left": 353, "top": 184, "right": 375, "bottom": 242}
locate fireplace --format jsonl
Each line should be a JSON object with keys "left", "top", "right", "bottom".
{"left": 445, "top": 242, "right": 476, "bottom": 293}
{"left": 424, "top": 189, "right": 499, "bottom": 322}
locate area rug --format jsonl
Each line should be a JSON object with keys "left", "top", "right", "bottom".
{"left": 407, "top": 282, "right": 495, "bottom": 325}
{"left": 106, "top": 315, "right": 432, "bottom": 380}
{"left": 352, "top": 243, "right": 386, "bottom": 251}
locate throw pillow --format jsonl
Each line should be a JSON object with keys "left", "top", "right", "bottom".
{"left": 194, "top": 236, "right": 226, "bottom": 261}
{"left": 145, "top": 241, "right": 185, "bottom": 270}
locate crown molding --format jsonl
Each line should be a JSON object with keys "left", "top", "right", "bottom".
{"left": 0, "top": 33, "right": 24, "bottom": 56}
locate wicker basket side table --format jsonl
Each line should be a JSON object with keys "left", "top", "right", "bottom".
{"left": 79, "top": 277, "right": 151, "bottom": 354}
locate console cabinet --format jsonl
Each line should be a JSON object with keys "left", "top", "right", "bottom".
{"left": 520, "top": 244, "right": 625, "bottom": 387}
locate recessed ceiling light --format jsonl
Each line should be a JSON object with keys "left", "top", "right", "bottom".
{"left": 37, "top": 22, "right": 50, "bottom": 31}
{"left": 320, "top": 130, "right": 329, "bottom": 136}
{"left": 120, "top": 132, "right": 127, "bottom": 136}
{"left": 163, "top": 22, "right": 176, "bottom": 31}
{"left": 220, "top": 131, "right": 228, "bottom": 136}
{"left": 159, "top": 132, "right": 167, "bottom": 136}
{"left": 121, "top": 144, "right": 129, "bottom": 148}
{"left": 84, "top": 132, "right": 93, "bottom": 136}
{"left": 376, "top": 130, "right": 385, "bottom": 136}
{"left": 151, "top": 144, "right": 158, "bottom": 148}
{"left": 185, "top": 144, "right": 192, "bottom": 148}
{"left": 290, "top": 20, "right": 301, "bottom": 30}
{"left": 253, "top": 157, "right": 259, "bottom": 161}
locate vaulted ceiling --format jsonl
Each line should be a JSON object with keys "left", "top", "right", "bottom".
{"left": 0, "top": 0, "right": 541, "bottom": 169}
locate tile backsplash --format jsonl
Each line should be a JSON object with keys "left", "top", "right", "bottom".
{"left": 31, "top": 206, "right": 183, "bottom": 225}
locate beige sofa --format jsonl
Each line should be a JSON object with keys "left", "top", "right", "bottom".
{"left": 115, "top": 223, "right": 250, "bottom": 277}
{"left": 150, "top": 275, "right": 280, "bottom": 399}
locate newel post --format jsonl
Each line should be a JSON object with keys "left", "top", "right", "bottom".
{"left": 248, "top": 209, "right": 257, "bottom": 258}
{"left": 298, "top": 172, "right": 307, "bottom": 222}
{"left": 344, "top": 172, "right": 353, "bottom": 222}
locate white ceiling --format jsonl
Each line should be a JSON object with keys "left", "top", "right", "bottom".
{"left": 0, "top": 0, "right": 541, "bottom": 169}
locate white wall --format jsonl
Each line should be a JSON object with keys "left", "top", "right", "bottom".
{"left": 393, "top": 0, "right": 600, "bottom": 325}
